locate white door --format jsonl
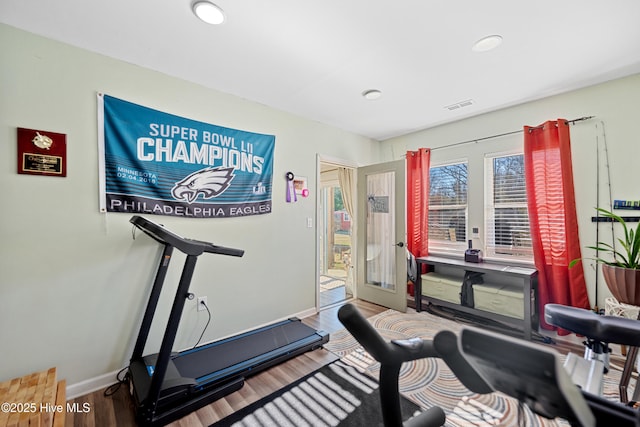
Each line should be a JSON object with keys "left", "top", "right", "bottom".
{"left": 356, "top": 159, "right": 407, "bottom": 312}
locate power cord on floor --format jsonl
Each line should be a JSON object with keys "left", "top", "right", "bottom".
{"left": 194, "top": 299, "right": 212, "bottom": 348}
{"left": 103, "top": 366, "right": 130, "bottom": 397}
{"left": 104, "top": 299, "right": 212, "bottom": 398}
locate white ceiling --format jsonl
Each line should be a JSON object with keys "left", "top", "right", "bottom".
{"left": 2, "top": 0, "right": 640, "bottom": 141}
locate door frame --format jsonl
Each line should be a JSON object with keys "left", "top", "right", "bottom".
{"left": 315, "top": 154, "right": 358, "bottom": 312}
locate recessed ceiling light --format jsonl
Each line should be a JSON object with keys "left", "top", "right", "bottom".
{"left": 362, "top": 89, "right": 382, "bottom": 100}
{"left": 472, "top": 35, "right": 503, "bottom": 52}
{"left": 192, "top": 1, "right": 226, "bottom": 25}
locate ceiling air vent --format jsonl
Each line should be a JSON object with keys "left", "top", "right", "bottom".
{"left": 445, "top": 99, "right": 474, "bottom": 111}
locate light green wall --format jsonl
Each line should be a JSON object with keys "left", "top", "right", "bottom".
{"left": 381, "top": 73, "right": 640, "bottom": 310}
{"left": 0, "top": 24, "right": 380, "bottom": 386}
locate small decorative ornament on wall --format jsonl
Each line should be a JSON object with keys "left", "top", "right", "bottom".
{"left": 294, "top": 176, "right": 308, "bottom": 198}
{"left": 17, "top": 127, "right": 67, "bottom": 177}
{"left": 285, "top": 172, "right": 297, "bottom": 202}
{"left": 285, "top": 172, "right": 309, "bottom": 202}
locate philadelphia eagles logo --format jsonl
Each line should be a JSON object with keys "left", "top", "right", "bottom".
{"left": 171, "top": 167, "right": 235, "bottom": 204}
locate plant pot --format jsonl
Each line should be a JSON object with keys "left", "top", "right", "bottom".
{"left": 602, "top": 264, "right": 640, "bottom": 306}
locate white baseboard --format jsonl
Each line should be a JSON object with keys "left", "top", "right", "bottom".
{"left": 66, "top": 306, "right": 319, "bottom": 400}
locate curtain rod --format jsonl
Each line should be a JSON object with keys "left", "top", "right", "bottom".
{"left": 430, "top": 115, "right": 595, "bottom": 151}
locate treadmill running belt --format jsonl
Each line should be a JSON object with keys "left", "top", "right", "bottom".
{"left": 173, "top": 320, "right": 317, "bottom": 380}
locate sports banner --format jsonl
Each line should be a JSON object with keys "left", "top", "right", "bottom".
{"left": 97, "top": 94, "right": 274, "bottom": 218}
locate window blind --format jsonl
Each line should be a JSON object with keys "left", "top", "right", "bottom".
{"left": 485, "top": 154, "right": 533, "bottom": 261}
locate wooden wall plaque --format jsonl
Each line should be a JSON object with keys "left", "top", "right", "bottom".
{"left": 17, "top": 127, "right": 67, "bottom": 177}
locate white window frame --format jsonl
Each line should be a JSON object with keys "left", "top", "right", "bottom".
{"left": 428, "top": 160, "right": 468, "bottom": 255}
{"left": 484, "top": 150, "right": 533, "bottom": 264}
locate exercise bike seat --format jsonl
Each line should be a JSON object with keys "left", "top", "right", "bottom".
{"left": 545, "top": 304, "right": 640, "bottom": 347}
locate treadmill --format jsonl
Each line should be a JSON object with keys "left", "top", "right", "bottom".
{"left": 127, "top": 215, "right": 329, "bottom": 426}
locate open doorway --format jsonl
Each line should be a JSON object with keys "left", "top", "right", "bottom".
{"left": 318, "top": 160, "right": 355, "bottom": 309}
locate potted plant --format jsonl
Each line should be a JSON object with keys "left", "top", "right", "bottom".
{"left": 570, "top": 208, "right": 640, "bottom": 305}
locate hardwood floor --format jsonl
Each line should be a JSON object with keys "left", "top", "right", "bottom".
{"left": 64, "top": 300, "right": 624, "bottom": 426}
{"left": 64, "top": 299, "right": 385, "bottom": 427}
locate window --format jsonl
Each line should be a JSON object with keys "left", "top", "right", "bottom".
{"left": 428, "top": 161, "right": 468, "bottom": 253}
{"left": 485, "top": 153, "right": 533, "bottom": 261}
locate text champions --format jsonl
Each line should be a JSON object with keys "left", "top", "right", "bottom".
{"left": 137, "top": 123, "right": 264, "bottom": 174}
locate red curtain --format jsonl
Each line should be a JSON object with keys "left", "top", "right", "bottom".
{"left": 524, "top": 119, "right": 590, "bottom": 332}
{"left": 406, "top": 148, "right": 430, "bottom": 261}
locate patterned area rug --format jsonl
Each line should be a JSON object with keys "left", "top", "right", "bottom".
{"left": 325, "top": 308, "right": 636, "bottom": 427}
{"left": 211, "top": 360, "right": 422, "bottom": 427}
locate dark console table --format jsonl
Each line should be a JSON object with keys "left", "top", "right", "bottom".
{"left": 415, "top": 256, "right": 539, "bottom": 340}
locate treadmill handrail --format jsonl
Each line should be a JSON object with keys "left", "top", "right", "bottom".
{"left": 130, "top": 215, "right": 244, "bottom": 257}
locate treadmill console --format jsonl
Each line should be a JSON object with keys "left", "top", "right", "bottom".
{"left": 130, "top": 215, "right": 244, "bottom": 257}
